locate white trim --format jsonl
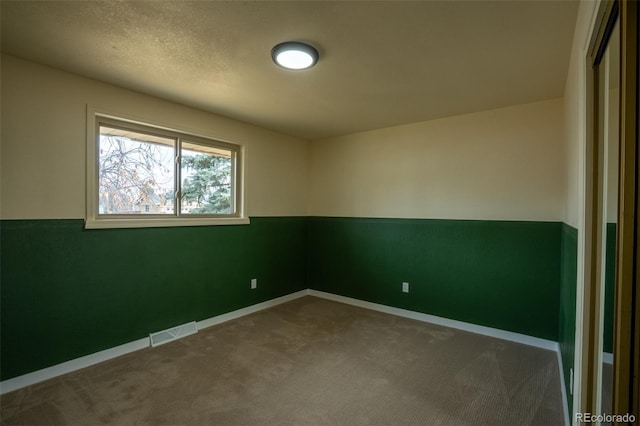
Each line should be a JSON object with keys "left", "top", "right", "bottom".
{"left": 308, "top": 290, "right": 558, "bottom": 351}
{"left": 602, "top": 351, "right": 613, "bottom": 365}
{"left": 197, "top": 290, "right": 308, "bottom": 330}
{"left": 557, "top": 346, "right": 571, "bottom": 426}
{"left": 0, "top": 338, "right": 150, "bottom": 395}
{"left": 0, "top": 290, "right": 308, "bottom": 395}
{"left": 85, "top": 105, "right": 249, "bottom": 230}
{"left": 574, "top": 1, "right": 603, "bottom": 420}
{"left": 84, "top": 216, "right": 250, "bottom": 229}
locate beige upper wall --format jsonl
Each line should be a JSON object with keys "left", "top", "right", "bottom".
{"left": 0, "top": 54, "right": 309, "bottom": 219}
{"left": 2, "top": 53, "right": 568, "bottom": 223}
{"left": 309, "top": 98, "right": 565, "bottom": 221}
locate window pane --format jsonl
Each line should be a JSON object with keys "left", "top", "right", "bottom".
{"left": 180, "top": 142, "right": 233, "bottom": 214}
{"left": 98, "top": 126, "right": 175, "bottom": 215}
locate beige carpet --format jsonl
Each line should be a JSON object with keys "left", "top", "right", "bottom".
{"left": 1, "top": 296, "right": 564, "bottom": 425}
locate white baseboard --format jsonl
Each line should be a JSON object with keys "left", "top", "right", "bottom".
{"left": 197, "top": 290, "right": 308, "bottom": 330}
{"left": 0, "top": 337, "right": 150, "bottom": 395}
{"left": 0, "top": 290, "right": 309, "bottom": 395}
{"left": 309, "top": 290, "right": 559, "bottom": 351}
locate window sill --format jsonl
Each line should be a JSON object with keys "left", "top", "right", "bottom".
{"left": 84, "top": 216, "right": 250, "bottom": 229}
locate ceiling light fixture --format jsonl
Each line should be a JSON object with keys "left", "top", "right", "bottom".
{"left": 271, "top": 41, "right": 319, "bottom": 70}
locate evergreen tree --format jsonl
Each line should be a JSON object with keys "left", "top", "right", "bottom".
{"left": 181, "top": 153, "right": 231, "bottom": 214}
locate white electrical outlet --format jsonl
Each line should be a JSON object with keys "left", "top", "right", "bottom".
{"left": 402, "top": 282, "right": 409, "bottom": 293}
{"left": 251, "top": 278, "right": 257, "bottom": 289}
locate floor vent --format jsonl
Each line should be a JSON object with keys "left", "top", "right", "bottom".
{"left": 149, "top": 321, "right": 197, "bottom": 347}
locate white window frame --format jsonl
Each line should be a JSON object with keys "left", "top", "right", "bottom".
{"left": 86, "top": 107, "right": 248, "bottom": 229}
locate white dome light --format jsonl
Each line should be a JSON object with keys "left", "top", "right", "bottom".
{"left": 272, "top": 42, "right": 318, "bottom": 70}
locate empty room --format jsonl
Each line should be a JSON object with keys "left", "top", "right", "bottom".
{"left": 2, "top": 1, "right": 639, "bottom": 425}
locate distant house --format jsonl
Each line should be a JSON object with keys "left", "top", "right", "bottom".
{"left": 135, "top": 193, "right": 169, "bottom": 215}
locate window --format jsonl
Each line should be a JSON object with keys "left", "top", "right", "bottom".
{"left": 86, "top": 112, "right": 246, "bottom": 228}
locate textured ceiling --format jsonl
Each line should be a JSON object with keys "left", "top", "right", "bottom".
{"left": 1, "top": 1, "right": 579, "bottom": 140}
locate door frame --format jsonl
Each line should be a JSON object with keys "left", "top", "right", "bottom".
{"left": 582, "top": 0, "right": 639, "bottom": 422}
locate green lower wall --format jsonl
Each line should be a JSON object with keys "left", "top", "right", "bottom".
{"left": 308, "top": 217, "right": 561, "bottom": 341}
{"left": 0, "top": 217, "right": 308, "bottom": 381}
{"left": 559, "top": 223, "right": 578, "bottom": 415}
{"left": 2, "top": 216, "right": 576, "bottom": 384}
